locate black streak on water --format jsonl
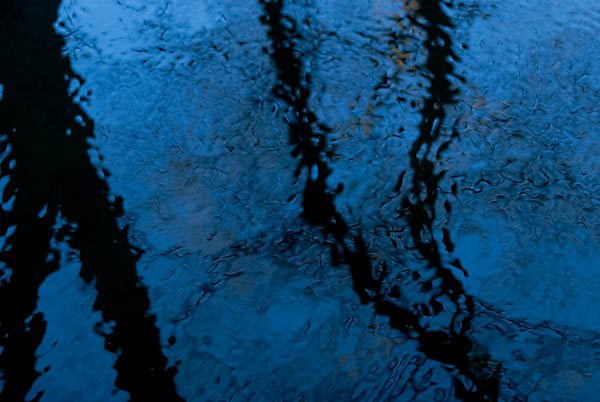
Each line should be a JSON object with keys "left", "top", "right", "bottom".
{"left": 398, "top": 0, "right": 501, "bottom": 399}
{"left": 260, "top": 0, "right": 500, "bottom": 400}
{"left": 0, "top": 2, "right": 183, "bottom": 401}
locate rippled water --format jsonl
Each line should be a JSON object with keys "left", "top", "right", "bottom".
{"left": 1, "top": 0, "right": 600, "bottom": 401}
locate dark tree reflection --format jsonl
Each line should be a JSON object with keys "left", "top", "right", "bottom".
{"left": 0, "top": 1, "right": 182, "bottom": 401}
{"left": 259, "top": 0, "right": 500, "bottom": 400}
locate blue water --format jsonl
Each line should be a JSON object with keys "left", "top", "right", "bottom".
{"left": 1, "top": 0, "right": 600, "bottom": 401}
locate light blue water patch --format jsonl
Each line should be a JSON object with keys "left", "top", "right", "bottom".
{"left": 453, "top": 230, "right": 503, "bottom": 283}
{"left": 265, "top": 302, "right": 311, "bottom": 335}
{"left": 27, "top": 217, "right": 128, "bottom": 402}
{"left": 452, "top": 214, "right": 600, "bottom": 331}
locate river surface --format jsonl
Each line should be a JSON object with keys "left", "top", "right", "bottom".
{"left": 1, "top": 0, "right": 600, "bottom": 401}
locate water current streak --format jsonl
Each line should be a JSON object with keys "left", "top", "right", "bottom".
{"left": 260, "top": 0, "right": 499, "bottom": 400}
{"left": 0, "top": 2, "right": 182, "bottom": 401}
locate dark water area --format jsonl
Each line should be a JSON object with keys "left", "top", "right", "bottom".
{"left": 1, "top": 0, "right": 600, "bottom": 401}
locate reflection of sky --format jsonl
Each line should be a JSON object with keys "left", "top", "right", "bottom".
{"left": 446, "top": 0, "right": 600, "bottom": 331}
{"left": 24, "top": 0, "right": 600, "bottom": 400}
{"left": 27, "top": 216, "right": 128, "bottom": 402}
{"left": 40, "top": 1, "right": 429, "bottom": 400}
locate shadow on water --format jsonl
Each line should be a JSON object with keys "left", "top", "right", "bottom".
{"left": 0, "top": 1, "right": 182, "bottom": 401}
{"left": 259, "top": 0, "right": 499, "bottom": 400}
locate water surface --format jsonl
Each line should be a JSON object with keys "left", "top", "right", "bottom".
{"left": 1, "top": 0, "right": 600, "bottom": 401}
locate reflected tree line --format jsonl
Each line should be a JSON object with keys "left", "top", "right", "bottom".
{"left": 259, "top": 0, "right": 500, "bottom": 400}
{"left": 0, "top": 0, "right": 502, "bottom": 401}
{"left": 0, "top": 1, "right": 182, "bottom": 401}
